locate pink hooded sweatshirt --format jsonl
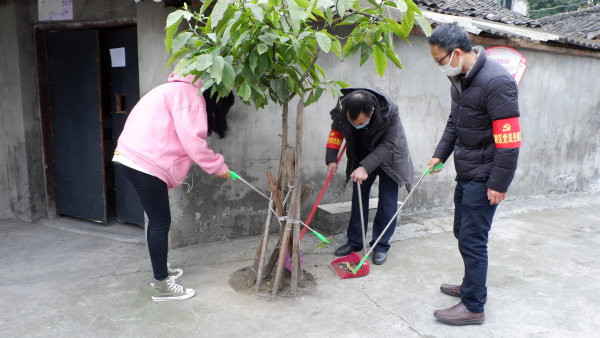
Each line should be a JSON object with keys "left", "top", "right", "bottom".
{"left": 116, "top": 73, "right": 228, "bottom": 188}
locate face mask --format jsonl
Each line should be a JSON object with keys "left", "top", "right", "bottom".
{"left": 438, "top": 51, "right": 461, "bottom": 77}
{"left": 354, "top": 121, "right": 369, "bottom": 130}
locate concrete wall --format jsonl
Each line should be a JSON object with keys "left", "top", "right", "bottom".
{"left": 135, "top": 5, "right": 600, "bottom": 248}
{"left": 2, "top": 1, "right": 598, "bottom": 242}
{"left": 0, "top": 0, "right": 46, "bottom": 221}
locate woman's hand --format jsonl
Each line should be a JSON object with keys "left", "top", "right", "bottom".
{"left": 217, "top": 168, "right": 230, "bottom": 179}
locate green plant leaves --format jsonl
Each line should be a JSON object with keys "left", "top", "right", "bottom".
{"left": 415, "top": 15, "right": 432, "bottom": 37}
{"left": 211, "top": 0, "right": 233, "bottom": 29}
{"left": 164, "top": 0, "right": 421, "bottom": 109}
{"left": 315, "top": 31, "right": 331, "bottom": 53}
{"left": 373, "top": 44, "right": 387, "bottom": 77}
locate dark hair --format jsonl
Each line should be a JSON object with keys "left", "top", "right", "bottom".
{"left": 428, "top": 22, "right": 472, "bottom": 53}
{"left": 203, "top": 91, "right": 234, "bottom": 138}
{"left": 342, "top": 90, "right": 377, "bottom": 121}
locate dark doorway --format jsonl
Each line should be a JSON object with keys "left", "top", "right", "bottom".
{"left": 38, "top": 23, "right": 144, "bottom": 226}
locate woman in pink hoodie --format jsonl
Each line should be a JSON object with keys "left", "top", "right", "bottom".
{"left": 113, "top": 73, "right": 234, "bottom": 301}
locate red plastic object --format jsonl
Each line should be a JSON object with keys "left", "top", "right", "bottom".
{"left": 330, "top": 252, "right": 370, "bottom": 279}
{"left": 300, "top": 143, "right": 347, "bottom": 240}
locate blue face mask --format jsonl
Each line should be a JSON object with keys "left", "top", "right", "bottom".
{"left": 354, "top": 121, "right": 369, "bottom": 130}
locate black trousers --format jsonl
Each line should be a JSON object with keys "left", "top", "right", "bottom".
{"left": 118, "top": 163, "right": 171, "bottom": 281}
{"left": 454, "top": 178, "right": 498, "bottom": 313}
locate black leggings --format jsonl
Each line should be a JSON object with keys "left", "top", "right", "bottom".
{"left": 119, "top": 164, "right": 171, "bottom": 281}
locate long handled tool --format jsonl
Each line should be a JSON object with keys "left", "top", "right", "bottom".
{"left": 229, "top": 171, "right": 330, "bottom": 244}
{"left": 299, "top": 143, "right": 347, "bottom": 240}
{"left": 351, "top": 162, "right": 444, "bottom": 274}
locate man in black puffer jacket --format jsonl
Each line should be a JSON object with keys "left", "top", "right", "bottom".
{"left": 427, "top": 23, "right": 521, "bottom": 325}
{"left": 325, "top": 88, "right": 413, "bottom": 265}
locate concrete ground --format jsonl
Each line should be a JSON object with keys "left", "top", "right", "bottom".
{"left": 1, "top": 193, "right": 599, "bottom": 338}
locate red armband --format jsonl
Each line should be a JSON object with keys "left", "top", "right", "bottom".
{"left": 492, "top": 117, "right": 521, "bottom": 149}
{"left": 326, "top": 130, "right": 343, "bottom": 150}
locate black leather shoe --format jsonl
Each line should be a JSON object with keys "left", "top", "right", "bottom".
{"left": 372, "top": 252, "right": 387, "bottom": 265}
{"left": 334, "top": 244, "right": 362, "bottom": 257}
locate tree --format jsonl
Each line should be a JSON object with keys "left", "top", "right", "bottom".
{"left": 164, "top": 0, "right": 431, "bottom": 294}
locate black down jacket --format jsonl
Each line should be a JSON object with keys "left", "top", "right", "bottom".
{"left": 325, "top": 87, "right": 414, "bottom": 192}
{"left": 433, "top": 47, "right": 520, "bottom": 193}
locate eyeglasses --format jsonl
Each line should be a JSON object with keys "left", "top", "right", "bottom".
{"left": 434, "top": 50, "right": 454, "bottom": 65}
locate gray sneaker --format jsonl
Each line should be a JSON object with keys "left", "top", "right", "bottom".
{"left": 149, "top": 263, "right": 183, "bottom": 287}
{"left": 167, "top": 263, "right": 183, "bottom": 279}
{"left": 151, "top": 276, "right": 195, "bottom": 302}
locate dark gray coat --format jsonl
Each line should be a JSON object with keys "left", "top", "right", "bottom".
{"left": 325, "top": 87, "right": 414, "bottom": 191}
{"left": 433, "top": 47, "right": 520, "bottom": 193}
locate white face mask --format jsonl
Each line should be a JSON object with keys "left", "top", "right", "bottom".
{"left": 438, "top": 51, "right": 462, "bottom": 77}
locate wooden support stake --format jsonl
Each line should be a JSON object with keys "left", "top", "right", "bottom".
{"left": 272, "top": 180, "right": 299, "bottom": 295}
{"left": 262, "top": 170, "right": 288, "bottom": 279}
{"left": 253, "top": 196, "right": 273, "bottom": 294}
{"left": 290, "top": 189, "right": 301, "bottom": 293}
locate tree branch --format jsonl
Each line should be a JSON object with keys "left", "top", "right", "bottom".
{"left": 286, "top": 50, "right": 320, "bottom": 102}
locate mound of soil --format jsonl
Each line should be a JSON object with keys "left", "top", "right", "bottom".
{"left": 229, "top": 266, "right": 316, "bottom": 296}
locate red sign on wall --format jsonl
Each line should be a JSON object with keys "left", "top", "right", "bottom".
{"left": 486, "top": 46, "right": 528, "bottom": 85}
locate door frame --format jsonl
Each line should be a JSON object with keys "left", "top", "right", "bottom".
{"left": 34, "top": 17, "right": 137, "bottom": 220}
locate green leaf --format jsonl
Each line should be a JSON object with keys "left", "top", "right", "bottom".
{"left": 324, "top": 7, "right": 334, "bottom": 24}
{"left": 360, "top": 42, "right": 370, "bottom": 66}
{"left": 270, "top": 78, "right": 288, "bottom": 101}
{"left": 238, "top": 82, "right": 252, "bottom": 101}
{"left": 315, "top": 31, "right": 331, "bottom": 53}
{"left": 337, "top": 0, "right": 353, "bottom": 17}
{"left": 395, "top": 0, "right": 408, "bottom": 13}
{"left": 195, "top": 54, "right": 213, "bottom": 71}
{"left": 211, "top": 55, "right": 225, "bottom": 83}
{"left": 400, "top": 9, "right": 415, "bottom": 38}
{"left": 258, "top": 33, "right": 277, "bottom": 45}
{"left": 335, "top": 80, "right": 350, "bottom": 88}
{"left": 172, "top": 31, "right": 193, "bottom": 55}
{"left": 304, "top": 86, "right": 324, "bottom": 106}
{"left": 383, "top": 44, "right": 403, "bottom": 69}
{"left": 249, "top": 51, "right": 258, "bottom": 72}
{"left": 211, "top": 0, "right": 232, "bottom": 29}
{"left": 406, "top": 0, "right": 422, "bottom": 15}
{"left": 174, "top": 57, "right": 194, "bottom": 76}
{"left": 200, "top": 0, "right": 214, "bottom": 14}
{"left": 166, "top": 10, "right": 185, "bottom": 28}
{"left": 385, "top": 19, "right": 404, "bottom": 37}
{"left": 330, "top": 37, "right": 342, "bottom": 58}
{"left": 384, "top": 28, "right": 393, "bottom": 48}
{"left": 257, "top": 52, "right": 269, "bottom": 74}
{"left": 296, "top": 0, "right": 310, "bottom": 8}
{"left": 165, "top": 16, "right": 183, "bottom": 54}
{"left": 342, "top": 36, "right": 361, "bottom": 58}
{"left": 200, "top": 78, "right": 214, "bottom": 93}
{"left": 246, "top": 3, "right": 264, "bottom": 22}
{"left": 222, "top": 62, "right": 235, "bottom": 92}
{"left": 373, "top": 44, "right": 387, "bottom": 77}
{"left": 257, "top": 43, "right": 269, "bottom": 55}
{"left": 233, "top": 30, "right": 251, "bottom": 49}
{"left": 415, "top": 15, "right": 432, "bottom": 37}
{"left": 287, "top": 0, "right": 307, "bottom": 32}
{"left": 166, "top": 48, "right": 189, "bottom": 67}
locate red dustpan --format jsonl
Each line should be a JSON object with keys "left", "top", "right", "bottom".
{"left": 330, "top": 252, "right": 370, "bottom": 279}
{"left": 330, "top": 181, "right": 370, "bottom": 279}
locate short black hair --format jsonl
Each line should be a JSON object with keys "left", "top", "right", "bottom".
{"left": 342, "top": 90, "right": 375, "bottom": 121}
{"left": 428, "top": 22, "right": 472, "bottom": 53}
